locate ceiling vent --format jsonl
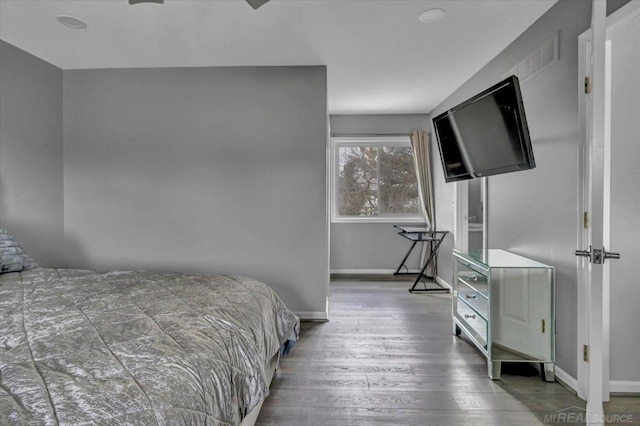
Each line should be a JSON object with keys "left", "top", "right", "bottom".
{"left": 503, "top": 32, "right": 559, "bottom": 82}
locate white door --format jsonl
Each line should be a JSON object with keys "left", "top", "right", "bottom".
{"left": 605, "top": 3, "right": 640, "bottom": 393}
{"left": 577, "top": 1, "right": 640, "bottom": 422}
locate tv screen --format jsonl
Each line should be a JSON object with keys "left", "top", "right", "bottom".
{"left": 432, "top": 76, "right": 535, "bottom": 183}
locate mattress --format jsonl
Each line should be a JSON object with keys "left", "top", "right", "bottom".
{"left": 0, "top": 268, "right": 299, "bottom": 425}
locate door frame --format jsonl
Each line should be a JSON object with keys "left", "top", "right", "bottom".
{"left": 576, "top": 28, "right": 590, "bottom": 401}
{"left": 453, "top": 181, "right": 469, "bottom": 254}
{"left": 576, "top": 0, "right": 640, "bottom": 408}
{"left": 576, "top": 1, "right": 607, "bottom": 420}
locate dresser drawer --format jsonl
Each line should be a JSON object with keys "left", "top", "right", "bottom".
{"left": 456, "top": 263, "right": 488, "bottom": 298}
{"left": 456, "top": 299, "right": 488, "bottom": 347}
{"left": 457, "top": 281, "right": 488, "bottom": 320}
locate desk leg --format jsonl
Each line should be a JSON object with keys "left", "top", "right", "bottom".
{"left": 408, "top": 237, "right": 450, "bottom": 293}
{"left": 394, "top": 240, "right": 418, "bottom": 275}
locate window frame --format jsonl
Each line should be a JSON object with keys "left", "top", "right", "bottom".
{"left": 330, "top": 136, "right": 424, "bottom": 224}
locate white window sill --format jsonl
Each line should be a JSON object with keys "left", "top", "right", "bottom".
{"left": 331, "top": 217, "right": 425, "bottom": 224}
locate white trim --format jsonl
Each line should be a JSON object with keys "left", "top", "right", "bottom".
{"left": 577, "top": 29, "right": 591, "bottom": 402}
{"left": 325, "top": 296, "right": 330, "bottom": 320}
{"left": 435, "top": 275, "right": 452, "bottom": 290}
{"left": 332, "top": 136, "right": 411, "bottom": 145}
{"left": 586, "top": 2, "right": 607, "bottom": 421}
{"left": 606, "top": 0, "right": 640, "bottom": 30}
{"left": 602, "top": 0, "right": 640, "bottom": 398}
{"left": 295, "top": 311, "right": 329, "bottom": 321}
{"left": 325, "top": 120, "right": 332, "bottom": 323}
{"left": 556, "top": 366, "right": 579, "bottom": 394}
{"left": 609, "top": 381, "right": 640, "bottom": 394}
{"left": 602, "top": 38, "right": 612, "bottom": 401}
{"left": 549, "top": 367, "right": 640, "bottom": 397}
{"left": 453, "top": 181, "right": 469, "bottom": 253}
{"left": 332, "top": 217, "right": 425, "bottom": 224}
{"left": 330, "top": 271, "right": 451, "bottom": 290}
{"left": 481, "top": 177, "right": 488, "bottom": 250}
{"left": 330, "top": 269, "right": 422, "bottom": 275}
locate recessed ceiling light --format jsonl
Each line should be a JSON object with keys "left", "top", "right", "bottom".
{"left": 419, "top": 8, "right": 446, "bottom": 23}
{"left": 56, "top": 16, "right": 87, "bottom": 29}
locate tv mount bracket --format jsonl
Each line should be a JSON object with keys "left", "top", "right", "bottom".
{"left": 575, "top": 246, "right": 621, "bottom": 264}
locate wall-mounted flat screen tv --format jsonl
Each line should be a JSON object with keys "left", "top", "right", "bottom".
{"left": 433, "top": 75, "right": 535, "bottom": 183}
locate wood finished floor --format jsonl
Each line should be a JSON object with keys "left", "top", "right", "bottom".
{"left": 257, "top": 280, "right": 640, "bottom": 425}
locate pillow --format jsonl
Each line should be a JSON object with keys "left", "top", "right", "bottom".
{"left": 0, "top": 228, "right": 38, "bottom": 273}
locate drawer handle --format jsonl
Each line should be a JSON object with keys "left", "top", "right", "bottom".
{"left": 465, "top": 294, "right": 477, "bottom": 299}
{"left": 465, "top": 314, "right": 476, "bottom": 319}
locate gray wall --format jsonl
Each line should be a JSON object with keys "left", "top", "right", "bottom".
{"left": 329, "top": 114, "right": 430, "bottom": 272}
{"left": 430, "top": 0, "right": 630, "bottom": 379}
{"left": 63, "top": 66, "right": 328, "bottom": 318}
{"left": 0, "top": 40, "right": 65, "bottom": 267}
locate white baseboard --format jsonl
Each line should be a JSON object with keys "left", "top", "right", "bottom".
{"left": 330, "top": 269, "right": 421, "bottom": 275}
{"left": 553, "top": 369, "right": 640, "bottom": 394}
{"left": 610, "top": 380, "right": 640, "bottom": 394}
{"left": 295, "top": 311, "right": 328, "bottom": 321}
{"left": 435, "top": 276, "right": 452, "bottom": 290}
{"left": 555, "top": 367, "right": 578, "bottom": 393}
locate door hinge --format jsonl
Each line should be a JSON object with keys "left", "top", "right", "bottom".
{"left": 541, "top": 319, "right": 546, "bottom": 334}
{"left": 585, "top": 77, "right": 591, "bottom": 94}
{"left": 583, "top": 344, "right": 589, "bottom": 362}
{"left": 583, "top": 212, "right": 589, "bottom": 229}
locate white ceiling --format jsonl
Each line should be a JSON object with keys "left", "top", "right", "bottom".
{"left": 0, "top": 0, "right": 556, "bottom": 114}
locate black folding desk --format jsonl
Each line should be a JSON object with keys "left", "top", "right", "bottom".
{"left": 393, "top": 226, "right": 450, "bottom": 293}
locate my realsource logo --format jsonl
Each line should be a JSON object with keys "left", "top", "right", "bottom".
{"left": 543, "top": 407, "right": 635, "bottom": 424}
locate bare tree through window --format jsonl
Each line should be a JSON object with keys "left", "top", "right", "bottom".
{"left": 337, "top": 144, "right": 419, "bottom": 218}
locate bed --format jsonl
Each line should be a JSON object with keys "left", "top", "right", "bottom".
{"left": 0, "top": 231, "right": 299, "bottom": 426}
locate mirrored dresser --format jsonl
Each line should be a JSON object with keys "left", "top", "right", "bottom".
{"left": 452, "top": 249, "right": 555, "bottom": 381}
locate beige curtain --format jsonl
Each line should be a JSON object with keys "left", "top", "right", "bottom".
{"left": 410, "top": 130, "right": 436, "bottom": 275}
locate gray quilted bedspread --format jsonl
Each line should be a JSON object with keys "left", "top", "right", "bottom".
{"left": 0, "top": 268, "right": 299, "bottom": 425}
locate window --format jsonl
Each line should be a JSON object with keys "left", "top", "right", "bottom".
{"left": 331, "top": 137, "right": 422, "bottom": 223}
